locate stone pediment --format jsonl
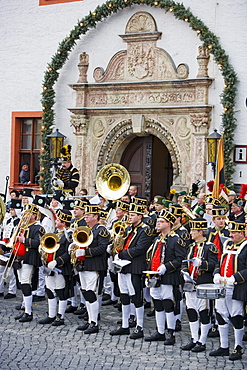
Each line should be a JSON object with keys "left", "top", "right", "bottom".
{"left": 93, "top": 12, "right": 189, "bottom": 83}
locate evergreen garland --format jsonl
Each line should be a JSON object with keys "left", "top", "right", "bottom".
{"left": 40, "top": 0, "right": 238, "bottom": 192}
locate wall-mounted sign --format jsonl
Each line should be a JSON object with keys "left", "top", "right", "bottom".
{"left": 234, "top": 145, "right": 247, "bottom": 163}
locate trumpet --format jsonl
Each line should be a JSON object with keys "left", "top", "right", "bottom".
{"left": 2, "top": 209, "right": 33, "bottom": 280}
{"left": 40, "top": 233, "right": 60, "bottom": 264}
{"left": 70, "top": 226, "right": 93, "bottom": 265}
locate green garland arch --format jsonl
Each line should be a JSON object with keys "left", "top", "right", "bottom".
{"left": 40, "top": 0, "right": 238, "bottom": 193}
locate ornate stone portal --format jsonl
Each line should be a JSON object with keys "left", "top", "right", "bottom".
{"left": 69, "top": 11, "right": 212, "bottom": 194}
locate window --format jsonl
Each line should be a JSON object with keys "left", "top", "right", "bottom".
{"left": 10, "top": 112, "right": 43, "bottom": 191}
{"left": 39, "top": 0, "right": 82, "bottom": 5}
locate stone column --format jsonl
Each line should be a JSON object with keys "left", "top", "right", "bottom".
{"left": 190, "top": 112, "right": 211, "bottom": 182}
{"left": 70, "top": 114, "right": 89, "bottom": 193}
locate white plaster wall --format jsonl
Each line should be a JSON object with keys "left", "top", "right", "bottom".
{"left": 1, "top": 0, "right": 246, "bottom": 192}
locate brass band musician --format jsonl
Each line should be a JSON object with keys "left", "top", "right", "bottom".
{"left": 15, "top": 204, "right": 46, "bottom": 322}
{"left": 38, "top": 209, "right": 74, "bottom": 326}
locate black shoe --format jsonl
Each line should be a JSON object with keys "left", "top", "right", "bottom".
{"left": 4, "top": 293, "right": 16, "bottom": 299}
{"left": 113, "top": 302, "right": 121, "bottom": 309}
{"left": 77, "top": 322, "right": 90, "bottom": 331}
{"left": 128, "top": 315, "right": 136, "bottom": 328}
{"left": 0, "top": 292, "right": 4, "bottom": 297}
{"left": 102, "top": 293, "right": 111, "bottom": 301}
{"left": 130, "top": 326, "right": 144, "bottom": 339}
{"left": 52, "top": 314, "right": 65, "bottom": 326}
{"left": 74, "top": 306, "right": 87, "bottom": 315}
{"left": 117, "top": 316, "right": 136, "bottom": 328}
{"left": 191, "top": 342, "right": 206, "bottom": 352}
{"left": 208, "top": 327, "right": 220, "bottom": 338}
{"left": 164, "top": 332, "right": 175, "bottom": 345}
{"left": 229, "top": 345, "right": 243, "bottom": 361}
{"left": 147, "top": 309, "right": 155, "bottom": 317}
{"left": 15, "top": 305, "right": 25, "bottom": 311}
{"left": 145, "top": 332, "right": 166, "bottom": 342}
{"left": 38, "top": 316, "right": 56, "bottom": 324}
{"left": 181, "top": 339, "right": 196, "bottom": 351}
{"left": 65, "top": 305, "right": 78, "bottom": 313}
{"left": 15, "top": 312, "right": 24, "bottom": 320}
{"left": 110, "top": 326, "right": 130, "bottom": 336}
{"left": 32, "top": 295, "right": 46, "bottom": 302}
{"left": 175, "top": 319, "right": 182, "bottom": 332}
{"left": 144, "top": 301, "right": 151, "bottom": 309}
{"left": 102, "top": 299, "right": 118, "bottom": 306}
{"left": 209, "top": 347, "right": 229, "bottom": 357}
{"left": 19, "top": 313, "right": 33, "bottom": 322}
{"left": 84, "top": 322, "right": 99, "bottom": 334}
{"left": 78, "top": 310, "right": 88, "bottom": 320}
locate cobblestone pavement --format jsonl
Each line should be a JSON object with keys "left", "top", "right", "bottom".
{"left": 0, "top": 289, "right": 246, "bottom": 370}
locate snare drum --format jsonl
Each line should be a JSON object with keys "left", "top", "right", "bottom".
{"left": 196, "top": 284, "right": 226, "bottom": 299}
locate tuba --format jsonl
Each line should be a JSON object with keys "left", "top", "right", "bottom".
{"left": 96, "top": 163, "right": 130, "bottom": 201}
{"left": 71, "top": 226, "right": 93, "bottom": 265}
{"left": 40, "top": 233, "right": 60, "bottom": 264}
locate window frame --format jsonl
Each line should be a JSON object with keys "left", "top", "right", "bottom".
{"left": 10, "top": 112, "right": 43, "bottom": 191}
{"left": 39, "top": 0, "right": 82, "bottom": 6}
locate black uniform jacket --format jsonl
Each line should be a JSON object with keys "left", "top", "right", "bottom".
{"left": 23, "top": 222, "right": 46, "bottom": 267}
{"left": 52, "top": 230, "right": 73, "bottom": 276}
{"left": 147, "top": 232, "right": 187, "bottom": 285}
{"left": 70, "top": 216, "right": 87, "bottom": 229}
{"left": 229, "top": 211, "right": 246, "bottom": 223}
{"left": 56, "top": 165, "right": 79, "bottom": 195}
{"left": 181, "top": 238, "right": 218, "bottom": 285}
{"left": 118, "top": 221, "right": 153, "bottom": 274}
{"left": 84, "top": 223, "right": 110, "bottom": 272}
{"left": 214, "top": 238, "right": 247, "bottom": 301}
{"left": 172, "top": 224, "right": 191, "bottom": 249}
{"left": 207, "top": 226, "right": 230, "bottom": 243}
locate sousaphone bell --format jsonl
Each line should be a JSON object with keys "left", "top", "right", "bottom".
{"left": 96, "top": 163, "right": 130, "bottom": 201}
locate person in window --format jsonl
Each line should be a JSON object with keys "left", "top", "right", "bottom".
{"left": 19, "top": 162, "right": 30, "bottom": 184}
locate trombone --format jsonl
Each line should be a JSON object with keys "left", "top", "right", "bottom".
{"left": 2, "top": 210, "right": 33, "bottom": 280}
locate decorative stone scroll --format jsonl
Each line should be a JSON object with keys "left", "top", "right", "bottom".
{"left": 93, "top": 12, "right": 189, "bottom": 83}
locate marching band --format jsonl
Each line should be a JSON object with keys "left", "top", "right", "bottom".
{"left": 1, "top": 153, "right": 247, "bottom": 362}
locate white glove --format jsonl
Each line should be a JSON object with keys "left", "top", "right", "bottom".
{"left": 192, "top": 257, "right": 201, "bottom": 267}
{"left": 227, "top": 275, "right": 235, "bottom": 286}
{"left": 182, "top": 271, "right": 193, "bottom": 283}
{"left": 47, "top": 260, "right": 57, "bottom": 270}
{"left": 68, "top": 242, "right": 77, "bottom": 254}
{"left": 75, "top": 249, "right": 85, "bottom": 257}
{"left": 157, "top": 264, "right": 166, "bottom": 275}
{"left": 213, "top": 273, "right": 221, "bottom": 284}
{"left": 56, "top": 179, "right": 64, "bottom": 188}
{"left": 52, "top": 177, "right": 64, "bottom": 188}
{"left": 106, "top": 244, "right": 112, "bottom": 254}
{"left": 114, "top": 254, "right": 120, "bottom": 262}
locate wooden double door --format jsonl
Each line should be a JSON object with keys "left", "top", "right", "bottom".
{"left": 121, "top": 135, "right": 173, "bottom": 202}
